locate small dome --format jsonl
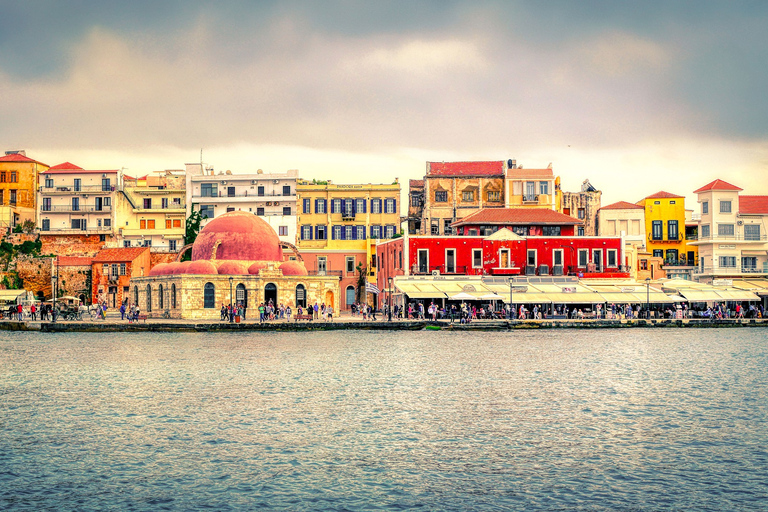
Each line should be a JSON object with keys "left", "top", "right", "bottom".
{"left": 164, "top": 262, "right": 182, "bottom": 275}
{"left": 191, "top": 211, "right": 282, "bottom": 262}
{"left": 279, "top": 261, "right": 308, "bottom": 276}
{"left": 248, "top": 261, "right": 268, "bottom": 275}
{"left": 185, "top": 260, "right": 218, "bottom": 275}
{"left": 176, "top": 261, "right": 192, "bottom": 274}
{"left": 149, "top": 263, "right": 170, "bottom": 276}
{"left": 217, "top": 261, "right": 249, "bottom": 275}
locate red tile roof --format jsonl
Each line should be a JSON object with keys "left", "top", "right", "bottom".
{"left": 642, "top": 191, "right": 684, "bottom": 200}
{"left": 600, "top": 201, "right": 645, "bottom": 211}
{"left": 693, "top": 179, "right": 743, "bottom": 193}
{"left": 92, "top": 247, "right": 149, "bottom": 263}
{"left": 409, "top": 179, "right": 424, "bottom": 188}
{"left": 42, "top": 164, "right": 118, "bottom": 174}
{"left": 739, "top": 195, "right": 768, "bottom": 215}
{"left": 427, "top": 161, "right": 504, "bottom": 177}
{"left": 0, "top": 153, "right": 48, "bottom": 166}
{"left": 452, "top": 208, "right": 582, "bottom": 227}
{"left": 506, "top": 168, "right": 555, "bottom": 179}
{"left": 48, "top": 162, "right": 84, "bottom": 170}
{"left": 57, "top": 256, "right": 94, "bottom": 266}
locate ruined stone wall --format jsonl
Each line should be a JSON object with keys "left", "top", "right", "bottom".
{"left": 150, "top": 252, "right": 177, "bottom": 267}
{"left": 39, "top": 234, "right": 110, "bottom": 257}
{"left": 563, "top": 191, "right": 602, "bottom": 236}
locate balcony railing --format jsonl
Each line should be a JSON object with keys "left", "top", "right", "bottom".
{"left": 39, "top": 185, "right": 116, "bottom": 194}
{"left": 694, "top": 265, "right": 767, "bottom": 275}
{"left": 195, "top": 191, "right": 295, "bottom": 199}
{"left": 411, "top": 265, "right": 471, "bottom": 276}
{"left": 306, "top": 270, "right": 343, "bottom": 277}
{"left": 696, "top": 234, "right": 767, "bottom": 242}
{"left": 41, "top": 204, "right": 113, "bottom": 213}
{"left": 522, "top": 194, "right": 539, "bottom": 203}
{"left": 662, "top": 259, "right": 698, "bottom": 267}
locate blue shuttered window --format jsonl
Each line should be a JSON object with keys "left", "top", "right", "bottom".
{"left": 303, "top": 198, "right": 310, "bottom": 214}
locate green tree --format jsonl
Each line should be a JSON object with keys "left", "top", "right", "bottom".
{"left": 182, "top": 210, "right": 203, "bottom": 261}
{"left": 355, "top": 262, "right": 369, "bottom": 304}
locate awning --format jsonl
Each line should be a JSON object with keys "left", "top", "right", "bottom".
{"left": 715, "top": 290, "right": 761, "bottom": 301}
{"left": 0, "top": 290, "right": 25, "bottom": 302}
{"left": 546, "top": 292, "right": 605, "bottom": 304}
{"left": 406, "top": 291, "right": 448, "bottom": 299}
{"left": 678, "top": 290, "right": 725, "bottom": 302}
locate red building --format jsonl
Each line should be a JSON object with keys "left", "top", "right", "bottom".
{"left": 451, "top": 207, "right": 581, "bottom": 236}
{"left": 91, "top": 247, "right": 151, "bottom": 308}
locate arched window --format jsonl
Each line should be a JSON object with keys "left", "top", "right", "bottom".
{"left": 134, "top": 286, "right": 139, "bottom": 306}
{"left": 204, "top": 283, "right": 215, "bottom": 308}
{"left": 236, "top": 283, "right": 247, "bottom": 308}
{"left": 158, "top": 284, "right": 164, "bottom": 310}
{"left": 171, "top": 283, "right": 177, "bottom": 309}
{"left": 146, "top": 284, "right": 152, "bottom": 312}
{"left": 295, "top": 284, "right": 306, "bottom": 308}
{"left": 345, "top": 285, "right": 355, "bottom": 307}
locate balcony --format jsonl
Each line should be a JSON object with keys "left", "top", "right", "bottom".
{"left": 694, "top": 233, "right": 767, "bottom": 243}
{"left": 39, "top": 227, "right": 113, "bottom": 235}
{"left": 648, "top": 233, "right": 681, "bottom": 243}
{"left": 522, "top": 194, "right": 539, "bottom": 203}
{"left": 39, "top": 185, "right": 116, "bottom": 194}
{"left": 662, "top": 258, "right": 698, "bottom": 268}
{"left": 41, "top": 204, "right": 113, "bottom": 213}
{"left": 411, "top": 265, "right": 471, "bottom": 276}
{"left": 192, "top": 191, "right": 296, "bottom": 201}
{"left": 341, "top": 209, "right": 355, "bottom": 220}
{"left": 694, "top": 265, "right": 768, "bottom": 276}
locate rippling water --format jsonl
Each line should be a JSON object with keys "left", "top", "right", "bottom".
{"left": 1, "top": 329, "right": 767, "bottom": 511}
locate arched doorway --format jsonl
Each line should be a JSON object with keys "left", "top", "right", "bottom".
{"left": 325, "top": 290, "right": 334, "bottom": 309}
{"left": 295, "top": 284, "right": 306, "bottom": 308}
{"left": 264, "top": 283, "right": 277, "bottom": 307}
{"left": 146, "top": 284, "right": 152, "bottom": 312}
{"left": 345, "top": 285, "right": 355, "bottom": 308}
{"left": 236, "top": 283, "right": 247, "bottom": 307}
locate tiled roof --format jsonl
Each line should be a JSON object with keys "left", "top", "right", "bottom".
{"left": 739, "top": 195, "right": 768, "bottom": 215}
{"left": 452, "top": 208, "right": 582, "bottom": 227}
{"left": 600, "top": 201, "right": 645, "bottom": 211}
{"left": 642, "top": 191, "right": 684, "bottom": 200}
{"left": 427, "top": 161, "right": 505, "bottom": 177}
{"left": 0, "top": 154, "right": 48, "bottom": 166}
{"left": 57, "top": 256, "right": 94, "bottom": 266}
{"left": 48, "top": 162, "right": 84, "bottom": 170}
{"left": 92, "top": 247, "right": 149, "bottom": 263}
{"left": 409, "top": 179, "right": 424, "bottom": 188}
{"left": 693, "top": 179, "right": 743, "bottom": 193}
{"left": 506, "top": 168, "right": 554, "bottom": 179}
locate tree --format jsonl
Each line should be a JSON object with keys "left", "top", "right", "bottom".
{"left": 355, "top": 262, "right": 369, "bottom": 304}
{"left": 182, "top": 211, "right": 203, "bottom": 261}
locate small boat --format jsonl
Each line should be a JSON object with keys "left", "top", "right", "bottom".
{"left": 425, "top": 325, "right": 441, "bottom": 331}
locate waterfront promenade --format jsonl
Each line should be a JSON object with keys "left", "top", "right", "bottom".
{"left": 2, "top": 313, "right": 767, "bottom": 332}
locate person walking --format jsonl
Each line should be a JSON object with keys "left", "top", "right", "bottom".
{"left": 30, "top": 304, "right": 37, "bottom": 321}
{"left": 119, "top": 302, "right": 126, "bottom": 320}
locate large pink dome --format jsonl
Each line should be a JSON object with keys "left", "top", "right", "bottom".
{"left": 191, "top": 211, "right": 282, "bottom": 262}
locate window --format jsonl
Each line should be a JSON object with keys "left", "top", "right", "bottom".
{"left": 720, "top": 201, "right": 732, "bottom": 213}
{"left": 472, "top": 249, "right": 482, "bottom": 268}
{"left": 462, "top": 190, "right": 474, "bottom": 202}
{"left": 719, "top": 256, "right": 736, "bottom": 268}
{"left": 0, "top": 172, "right": 4, "bottom": 182}
{"left": 104, "top": 219, "right": 111, "bottom": 228}
{"left": 607, "top": 249, "right": 617, "bottom": 267}
{"left": 303, "top": 198, "right": 310, "bottom": 213}
{"left": 653, "top": 249, "right": 663, "bottom": 258}
{"left": 542, "top": 226, "right": 561, "bottom": 236}
{"left": 356, "top": 225, "right": 365, "bottom": 240}
{"left": 701, "top": 225, "right": 710, "bottom": 238}
{"left": 640, "top": 259, "right": 648, "bottom": 270}
{"left": 316, "top": 199, "right": 326, "bottom": 214}
{"left": 346, "top": 256, "right": 355, "bottom": 273}
{"left": 411, "top": 194, "right": 421, "bottom": 207}
{"left": 199, "top": 205, "right": 214, "bottom": 219}
{"left": 42, "top": 219, "right": 50, "bottom": 231}
{"left": 295, "top": 284, "right": 306, "bottom": 308}
{"left": 171, "top": 284, "right": 177, "bottom": 309}
{"left": 173, "top": 219, "right": 181, "bottom": 228}
{"left": 71, "top": 197, "right": 80, "bottom": 211}
{"left": 147, "top": 220, "right": 155, "bottom": 229}
{"left": 553, "top": 249, "right": 563, "bottom": 267}
{"left": 140, "top": 220, "right": 146, "bottom": 229}
{"left": 256, "top": 207, "right": 264, "bottom": 216}
{"left": 227, "top": 207, "right": 236, "bottom": 213}
{"left": 143, "top": 198, "right": 152, "bottom": 209}
{"left": 578, "top": 249, "right": 588, "bottom": 267}
{"left": 702, "top": 201, "right": 708, "bottom": 214}
{"left": 443, "top": 219, "right": 453, "bottom": 236}
{"left": 527, "top": 249, "right": 536, "bottom": 266}
{"left": 385, "top": 198, "right": 396, "bottom": 214}
{"left": 371, "top": 225, "right": 381, "bottom": 239}
{"left": 316, "top": 225, "right": 327, "bottom": 240}
{"left": 343, "top": 226, "right": 353, "bottom": 240}
{"left": 123, "top": 240, "right": 131, "bottom": 247}
{"left": 318, "top": 257, "right": 327, "bottom": 275}
{"left": 283, "top": 185, "right": 291, "bottom": 196}
{"left": 652, "top": 220, "right": 663, "bottom": 240}
{"left": 282, "top": 206, "right": 291, "bottom": 216}
{"left": 110, "top": 264, "right": 119, "bottom": 277}
{"left": 539, "top": 181, "right": 549, "bottom": 195}
{"left": 301, "top": 225, "right": 312, "bottom": 240}
{"left": 577, "top": 226, "right": 585, "bottom": 236}
{"left": 332, "top": 198, "right": 342, "bottom": 214}
{"left": 333, "top": 225, "right": 342, "bottom": 240}
{"left": 143, "top": 240, "right": 152, "bottom": 247}
{"left": 146, "top": 284, "right": 152, "bottom": 312}
{"left": 169, "top": 240, "right": 177, "bottom": 252}
{"left": 385, "top": 225, "right": 396, "bottom": 238}
{"left": 42, "top": 198, "right": 51, "bottom": 211}
{"left": 435, "top": 190, "right": 448, "bottom": 202}
{"left": 166, "top": 219, "right": 172, "bottom": 229}
{"left": 162, "top": 198, "right": 168, "bottom": 209}
{"left": 356, "top": 198, "right": 366, "bottom": 213}
{"left": 0, "top": 190, "right": 3, "bottom": 204}
{"left": 279, "top": 226, "right": 288, "bottom": 236}
{"left": 418, "top": 249, "right": 429, "bottom": 273}
{"left": 204, "top": 283, "right": 215, "bottom": 308}
{"left": 201, "top": 183, "right": 217, "bottom": 197}
{"left": 445, "top": 249, "right": 456, "bottom": 273}
{"left": 371, "top": 198, "right": 381, "bottom": 213}
{"left": 9, "top": 190, "right": 15, "bottom": 205}
{"left": 667, "top": 220, "right": 678, "bottom": 240}
{"left": 577, "top": 208, "right": 586, "bottom": 220}
{"left": 103, "top": 197, "right": 111, "bottom": 207}
{"left": 45, "top": 178, "right": 54, "bottom": 188}
{"left": 669, "top": 200, "right": 676, "bottom": 204}
{"left": 71, "top": 219, "right": 86, "bottom": 230}
{"left": 487, "top": 190, "right": 500, "bottom": 202}
{"left": 718, "top": 224, "right": 734, "bottom": 236}
{"left": 469, "top": 229, "right": 480, "bottom": 236}
{"left": 10, "top": 171, "right": 16, "bottom": 183}
{"left": 257, "top": 186, "right": 265, "bottom": 196}
{"left": 500, "top": 249, "right": 510, "bottom": 268}
{"left": 744, "top": 224, "right": 761, "bottom": 241}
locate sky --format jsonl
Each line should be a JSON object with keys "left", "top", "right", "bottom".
{"left": 2, "top": 1, "right": 768, "bottom": 209}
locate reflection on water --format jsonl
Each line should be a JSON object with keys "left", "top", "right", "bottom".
{"left": 1, "top": 329, "right": 767, "bottom": 510}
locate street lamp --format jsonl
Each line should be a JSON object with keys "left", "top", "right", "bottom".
{"left": 509, "top": 279, "right": 513, "bottom": 320}
{"left": 645, "top": 277, "right": 651, "bottom": 320}
{"left": 388, "top": 277, "right": 393, "bottom": 322}
{"left": 51, "top": 258, "right": 58, "bottom": 323}
{"left": 229, "top": 276, "right": 234, "bottom": 323}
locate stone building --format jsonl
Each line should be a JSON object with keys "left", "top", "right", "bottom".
{"left": 130, "top": 211, "right": 340, "bottom": 319}
{"left": 407, "top": 179, "right": 424, "bottom": 235}
{"left": 562, "top": 179, "right": 601, "bottom": 236}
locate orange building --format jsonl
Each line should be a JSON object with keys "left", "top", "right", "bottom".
{"left": 91, "top": 247, "right": 151, "bottom": 308}
{"left": 0, "top": 151, "right": 49, "bottom": 228}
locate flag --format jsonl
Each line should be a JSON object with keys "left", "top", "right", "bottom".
{"left": 365, "top": 282, "right": 380, "bottom": 294}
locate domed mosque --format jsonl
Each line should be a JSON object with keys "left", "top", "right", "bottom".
{"left": 130, "top": 211, "right": 340, "bottom": 319}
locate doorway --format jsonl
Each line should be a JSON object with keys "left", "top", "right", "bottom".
{"left": 264, "top": 283, "right": 277, "bottom": 307}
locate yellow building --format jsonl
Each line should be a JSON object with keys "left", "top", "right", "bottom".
{"left": 638, "top": 191, "right": 695, "bottom": 268}
{"left": 296, "top": 179, "right": 401, "bottom": 310}
{"left": 116, "top": 171, "right": 186, "bottom": 253}
{"left": 0, "top": 150, "right": 48, "bottom": 228}
{"left": 505, "top": 163, "right": 561, "bottom": 211}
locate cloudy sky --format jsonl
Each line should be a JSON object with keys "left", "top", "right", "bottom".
{"left": 2, "top": 1, "right": 767, "bottom": 207}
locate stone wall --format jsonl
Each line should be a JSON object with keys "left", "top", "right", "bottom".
{"left": 150, "top": 252, "right": 177, "bottom": 267}
{"left": 39, "top": 234, "right": 111, "bottom": 257}
{"left": 563, "top": 190, "right": 602, "bottom": 236}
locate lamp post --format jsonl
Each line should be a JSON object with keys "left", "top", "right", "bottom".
{"left": 51, "top": 258, "right": 58, "bottom": 323}
{"left": 229, "top": 276, "right": 234, "bottom": 323}
{"left": 645, "top": 277, "right": 651, "bottom": 320}
{"left": 509, "top": 279, "right": 513, "bottom": 319}
{"left": 388, "top": 277, "right": 393, "bottom": 322}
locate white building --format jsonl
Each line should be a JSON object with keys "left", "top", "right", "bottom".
{"left": 186, "top": 164, "right": 298, "bottom": 245}
{"left": 691, "top": 179, "right": 768, "bottom": 281}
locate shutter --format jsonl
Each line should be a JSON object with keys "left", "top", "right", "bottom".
{"left": 314, "top": 199, "right": 319, "bottom": 213}
{"left": 315, "top": 225, "right": 319, "bottom": 239}
{"left": 331, "top": 226, "right": 336, "bottom": 240}
{"left": 351, "top": 227, "right": 357, "bottom": 240}
{"left": 392, "top": 198, "right": 396, "bottom": 213}
{"left": 361, "top": 199, "right": 366, "bottom": 213}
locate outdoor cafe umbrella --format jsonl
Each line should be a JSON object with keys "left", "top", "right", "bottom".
{"left": 450, "top": 292, "right": 477, "bottom": 301}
